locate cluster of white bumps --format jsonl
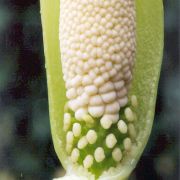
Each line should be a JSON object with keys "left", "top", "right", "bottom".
{"left": 65, "top": 95, "right": 138, "bottom": 168}
{"left": 60, "top": 0, "right": 137, "bottom": 170}
{"left": 60, "top": 0, "right": 136, "bottom": 124}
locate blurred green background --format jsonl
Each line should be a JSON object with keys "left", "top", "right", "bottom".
{"left": 0, "top": 0, "right": 179, "bottom": 180}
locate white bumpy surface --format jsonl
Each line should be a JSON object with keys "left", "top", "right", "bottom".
{"left": 60, "top": 0, "right": 136, "bottom": 123}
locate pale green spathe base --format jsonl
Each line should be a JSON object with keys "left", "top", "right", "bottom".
{"left": 40, "top": 0, "right": 164, "bottom": 179}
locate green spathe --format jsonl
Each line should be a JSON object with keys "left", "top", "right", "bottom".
{"left": 40, "top": 0, "right": 164, "bottom": 179}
